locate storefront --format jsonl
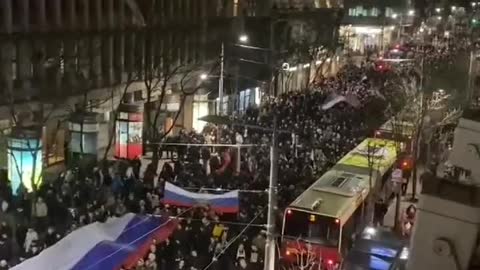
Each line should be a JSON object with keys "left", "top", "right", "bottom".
{"left": 8, "top": 126, "right": 43, "bottom": 194}
{"left": 43, "top": 121, "right": 65, "bottom": 166}
{"left": 68, "top": 112, "right": 100, "bottom": 167}
{"left": 238, "top": 87, "right": 261, "bottom": 114}
{"left": 115, "top": 103, "right": 143, "bottom": 160}
{"left": 340, "top": 25, "right": 395, "bottom": 54}
{"left": 192, "top": 94, "right": 210, "bottom": 132}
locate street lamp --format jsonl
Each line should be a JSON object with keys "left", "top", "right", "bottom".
{"left": 200, "top": 73, "right": 208, "bottom": 80}
{"left": 435, "top": 8, "right": 441, "bottom": 13}
{"left": 392, "top": 13, "right": 399, "bottom": 19}
{"left": 217, "top": 34, "right": 249, "bottom": 115}
{"left": 239, "top": 34, "right": 249, "bottom": 43}
{"left": 408, "top": 10, "right": 415, "bottom": 16}
{"left": 437, "top": 16, "right": 442, "bottom": 20}
{"left": 451, "top": 6, "right": 457, "bottom": 11}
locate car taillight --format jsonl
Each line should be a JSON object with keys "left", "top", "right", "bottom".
{"left": 327, "top": 259, "right": 334, "bottom": 265}
{"left": 287, "top": 209, "right": 292, "bottom": 215}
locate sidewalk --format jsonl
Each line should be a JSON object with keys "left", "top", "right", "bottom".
{"left": 383, "top": 169, "right": 423, "bottom": 228}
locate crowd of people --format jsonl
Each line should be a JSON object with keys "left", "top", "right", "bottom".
{"left": 0, "top": 59, "right": 418, "bottom": 270}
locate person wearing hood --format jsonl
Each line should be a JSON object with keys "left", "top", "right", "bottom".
{"left": 236, "top": 243, "right": 246, "bottom": 261}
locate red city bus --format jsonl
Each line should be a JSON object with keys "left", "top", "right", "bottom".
{"left": 281, "top": 139, "right": 399, "bottom": 269}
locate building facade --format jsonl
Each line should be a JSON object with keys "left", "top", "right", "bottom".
{"left": 0, "top": 0, "right": 343, "bottom": 169}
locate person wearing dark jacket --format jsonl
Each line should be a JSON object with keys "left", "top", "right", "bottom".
{"left": 0, "top": 235, "right": 11, "bottom": 262}
{"left": 45, "top": 227, "right": 58, "bottom": 247}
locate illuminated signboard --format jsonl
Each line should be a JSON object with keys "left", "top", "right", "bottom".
{"left": 115, "top": 104, "right": 143, "bottom": 160}
{"left": 8, "top": 137, "right": 42, "bottom": 194}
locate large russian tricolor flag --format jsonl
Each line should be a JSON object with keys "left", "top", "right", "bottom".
{"left": 12, "top": 213, "right": 177, "bottom": 270}
{"left": 163, "top": 182, "right": 239, "bottom": 214}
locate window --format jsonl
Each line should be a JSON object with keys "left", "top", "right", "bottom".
{"left": 284, "top": 210, "right": 340, "bottom": 248}
{"left": 216, "top": 96, "right": 229, "bottom": 115}
{"left": 239, "top": 89, "right": 252, "bottom": 114}
{"left": 233, "top": 0, "right": 239, "bottom": 16}
{"left": 193, "top": 100, "right": 209, "bottom": 132}
{"left": 134, "top": 90, "right": 143, "bottom": 101}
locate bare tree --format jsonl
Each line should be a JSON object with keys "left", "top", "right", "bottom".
{"left": 283, "top": 18, "right": 338, "bottom": 90}
{"left": 366, "top": 140, "right": 382, "bottom": 225}
{"left": 282, "top": 240, "right": 322, "bottom": 270}
{"left": 101, "top": 75, "right": 136, "bottom": 162}
{"left": 4, "top": 91, "right": 69, "bottom": 215}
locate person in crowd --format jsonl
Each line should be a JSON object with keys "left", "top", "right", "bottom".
{"left": 402, "top": 204, "right": 417, "bottom": 237}
{"left": 23, "top": 228, "right": 38, "bottom": 253}
{"left": 374, "top": 198, "right": 388, "bottom": 226}
{"left": 34, "top": 197, "right": 48, "bottom": 232}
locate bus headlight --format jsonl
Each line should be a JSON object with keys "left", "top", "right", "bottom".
{"left": 365, "top": 227, "right": 376, "bottom": 236}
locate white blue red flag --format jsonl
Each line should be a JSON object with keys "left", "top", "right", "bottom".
{"left": 12, "top": 213, "right": 177, "bottom": 270}
{"left": 163, "top": 182, "right": 239, "bottom": 213}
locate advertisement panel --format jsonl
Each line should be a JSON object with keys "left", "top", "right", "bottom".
{"left": 8, "top": 138, "right": 43, "bottom": 194}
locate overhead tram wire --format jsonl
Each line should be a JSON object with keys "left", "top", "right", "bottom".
{"left": 180, "top": 186, "right": 268, "bottom": 194}
{"left": 173, "top": 216, "right": 267, "bottom": 228}
{"left": 202, "top": 206, "right": 267, "bottom": 270}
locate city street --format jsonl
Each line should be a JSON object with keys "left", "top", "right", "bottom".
{"left": 0, "top": 1, "right": 475, "bottom": 270}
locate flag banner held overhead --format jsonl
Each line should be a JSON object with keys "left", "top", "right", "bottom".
{"left": 163, "top": 182, "right": 239, "bottom": 213}
{"left": 12, "top": 213, "right": 177, "bottom": 270}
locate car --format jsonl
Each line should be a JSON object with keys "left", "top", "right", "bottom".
{"left": 340, "top": 227, "right": 409, "bottom": 270}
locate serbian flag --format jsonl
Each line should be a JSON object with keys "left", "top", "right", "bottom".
{"left": 12, "top": 214, "right": 177, "bottom": 270}
{"left": 163, "top": 182, "right": 239, "bottom": 213}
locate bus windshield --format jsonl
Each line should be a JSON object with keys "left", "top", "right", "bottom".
{"left": 283, "top": 210, "right": 340, "bottom": 248}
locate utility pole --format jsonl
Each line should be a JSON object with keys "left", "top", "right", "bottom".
{"left": 218, "top": 42, "right": 225, "bottom": 115}
{"left": 269, "top": 18, "right": 276, "bottom": 96}
{"left": 265, "top": 18, "right": 279, "bottom": 269}
{"left": 397, "top": 15, "right": 403, "bottom": 42}
{"left": 467, "top": 48, "right": 476, "bottom": 106}
{"left": 264, "top": 116, "right": 278, "bottom": 270}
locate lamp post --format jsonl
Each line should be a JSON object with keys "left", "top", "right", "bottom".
{"left": 224, "top": 21, "right": 285, "bottom": 270}
{"left": 219, "top": 42, "right": 224, "bottom": 115}
{"left": 394, "top": 10, "right": 415, "bottom": 42}
{"left": 217, "top": 35, "right": 249, "bottom": 115}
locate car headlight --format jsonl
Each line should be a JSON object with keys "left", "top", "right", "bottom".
{"left": 400, "top": 247, "right": 409, "bottom": 260}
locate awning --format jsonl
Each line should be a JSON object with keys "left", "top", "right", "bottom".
{"left": 198, "top": 115, "right": 235, "bottom": 126}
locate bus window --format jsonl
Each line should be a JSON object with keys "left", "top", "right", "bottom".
{"left": 284, "top": 210, "right": 340, "bottom": 248}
